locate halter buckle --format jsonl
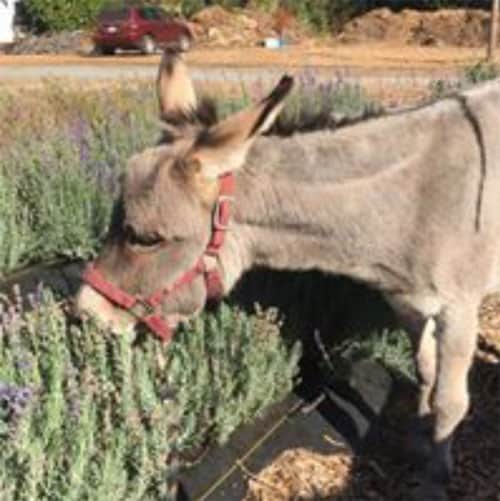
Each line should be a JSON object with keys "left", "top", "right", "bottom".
{"left": 130, "top": 297, "right": 156, "bottom": 318}
{"left": 213, "top": 195, "right": 234, "bottom": 231}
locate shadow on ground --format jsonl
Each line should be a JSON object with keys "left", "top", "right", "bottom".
{"left": 229, "top": 268, "right": 500, "bottom": 501}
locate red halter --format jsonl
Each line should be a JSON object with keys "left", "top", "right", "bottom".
{"left": 82, "top": 173, "right": 235, "bottom": 342}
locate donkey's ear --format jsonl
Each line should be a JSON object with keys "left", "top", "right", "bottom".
{"left": 157, "top": 49, "right": 197, "bottom": 117}
{"left": 186, "top": 75, "right": 293, "bottom": 179}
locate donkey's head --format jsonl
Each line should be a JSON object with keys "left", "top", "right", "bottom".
{"left": 76, "top": 51, "right": 293, "bottom": 338}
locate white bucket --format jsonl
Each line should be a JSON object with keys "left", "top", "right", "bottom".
{"left": 264, "top": 37, "right": 283, "bottom": 50}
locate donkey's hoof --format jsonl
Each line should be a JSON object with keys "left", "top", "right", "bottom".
{"left": 410, "top": 480, "right": 448, "bottom": 501}
{"left": 403, "top": 432, "right": 433, "bottom": 465}
{"left": 403, "top": 417, "right": 433, "bottom": 464}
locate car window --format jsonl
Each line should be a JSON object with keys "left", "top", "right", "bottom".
{"left": 98, "top": 8, "right": 129, "bottom": 23}
{"left": 138, "top": 7, "right": 160, "bottom": 20}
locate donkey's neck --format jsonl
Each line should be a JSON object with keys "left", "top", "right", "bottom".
{"left": 220, "top": 132, "right": 421, "bottom": 293}
{"left": 218, "top": 96, "right": 470, "bottom": 294}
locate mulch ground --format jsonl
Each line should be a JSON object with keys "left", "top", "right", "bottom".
{"left": 244, "top": 294, "right": 500, "bottom": 501}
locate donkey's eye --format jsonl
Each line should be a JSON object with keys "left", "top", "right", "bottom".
{"left": 125, "top": 226, "right": 163, "bottom": 248}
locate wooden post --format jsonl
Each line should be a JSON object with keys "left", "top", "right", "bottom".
{"left": 488, "top": 0, "right": 500, "bottom": 61}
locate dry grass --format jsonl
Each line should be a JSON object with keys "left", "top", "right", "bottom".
{"left": 479, "top": 293, "right": 500, "bottom": 353}
{"left": 244, "top": 448, "right": 353, "bottom": 501}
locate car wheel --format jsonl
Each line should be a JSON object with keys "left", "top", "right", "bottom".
{"left": 140, "top": 35, "right": 156, "bottom": 55}
{"left": 94, "top": 45, "right": 115, "bottom": 56}
{"left": 178, "top": 35, "right": 191, "bottom": 52}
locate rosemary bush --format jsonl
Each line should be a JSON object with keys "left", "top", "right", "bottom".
{"left": 0, "top": 290, "right": 300, "bottom": 500}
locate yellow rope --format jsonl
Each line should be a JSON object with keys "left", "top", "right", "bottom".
{"left": 195, "top": 399, "right": 303, "bottom": 501}
{"left": 235, "top": 459, "right": 284, "bottom": 497}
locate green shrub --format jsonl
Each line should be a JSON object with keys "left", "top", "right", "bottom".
{"left": 281, "top": 0, "right": 370, "bottom": 32}
{"left": 429, "top": 61, "right": 499, "bottom": 99}
{"left": 180, "top": 0, "right": 206, "bottom": 17}
{"left": 328, "top": 329, "right": 415, "bottom": 382}
{"left": 282, "top": 0, "right": 327, "bottom": 32}
{"left": 24, "top": 0, "right": 109, "bottom": 32}
{"left": 464, "top": 61, "right": 499, "bottom": 85}
{"left": 213, "top": 0, "right": 246, "bottom": 8}
{"left": 0, "top": 291, "right": 300, "bottom": 500}
{"left": 249, "top": 0, "right": 280, "bottom": 11}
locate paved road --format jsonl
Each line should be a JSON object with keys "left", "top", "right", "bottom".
{"left": 1, "top": 62, "right": 459, "bottom": 87}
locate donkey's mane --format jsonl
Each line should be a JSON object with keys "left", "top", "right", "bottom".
{"left": 159, "top": 94, "right": 391, "bottom": 143}
{"left": 158, "top": 91, "right": 462, "bottom": 146}
{"left": 159, "top": 98, "right": 219, "bottom": 142}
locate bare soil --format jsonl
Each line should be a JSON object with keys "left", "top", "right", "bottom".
{"left": 187, "top": 5, "right": 308, "bottom": 48}
{"left": 339, "top": 8, "right": 495, "bottom": 47}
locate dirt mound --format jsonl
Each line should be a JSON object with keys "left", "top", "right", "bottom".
{"left": 189, "top": 6, "right": 307, "bottom": 48}
{"left": 339, "top": 8, "right": 492, "bottom": 47}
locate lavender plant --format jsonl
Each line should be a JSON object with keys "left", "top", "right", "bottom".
{"left": 0, "top": 78, "right": 375, "bottom": 275}
{"left": 328, "top": 329, "right": 416, "bottom": 383}
{"left": 0, "top": 289, "right": 300, "bottom": 500}
{"left": 0, "top": 82, "right": 160, "bottom": 273}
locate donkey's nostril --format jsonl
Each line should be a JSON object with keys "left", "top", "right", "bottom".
{"left": 75, "top": 285, "right": 106, "bottom": 320}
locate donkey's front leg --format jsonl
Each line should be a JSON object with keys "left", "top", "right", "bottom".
{"left": 398, "top": 313, "right": 439, "bottom": 463}
{"left": 426, "top": 302, "right": 478, "bottom": 484}
{"left": 415, "top": 316, "right": 438, "bottom": 419}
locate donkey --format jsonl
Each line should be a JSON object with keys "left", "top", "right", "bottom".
{"left": 76, "top": 51, "right": 500, "bottom": 498}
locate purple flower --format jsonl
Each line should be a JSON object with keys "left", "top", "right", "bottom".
{"left": 0, "top": 382, "right": 34, "bottom": 423}
{"left": 68, "top": 116, "right": 90, "bottom": 164}
{"left": 15, "top": 359, "right": 32, "bottom": 372}
{"left": 68, "top": 397, "right": 81, "bottom": 420}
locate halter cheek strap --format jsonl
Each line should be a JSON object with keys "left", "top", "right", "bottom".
{"left": 82, "top": 173, "right": 235, "bottom": 342}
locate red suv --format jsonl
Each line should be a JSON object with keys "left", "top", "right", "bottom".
{"left": 93, "top": 5, "right": 193, "bottom": 55}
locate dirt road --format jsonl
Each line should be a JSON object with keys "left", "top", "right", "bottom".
{"left": 0, "top": 43, "right": 494, "bottom": 71}
{"left": 1, "top": 43, "right": 492, "bottom": 105}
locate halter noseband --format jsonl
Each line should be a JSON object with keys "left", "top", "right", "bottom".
{"left": 82, "top": 173, "right": 235, "bottom": 342}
